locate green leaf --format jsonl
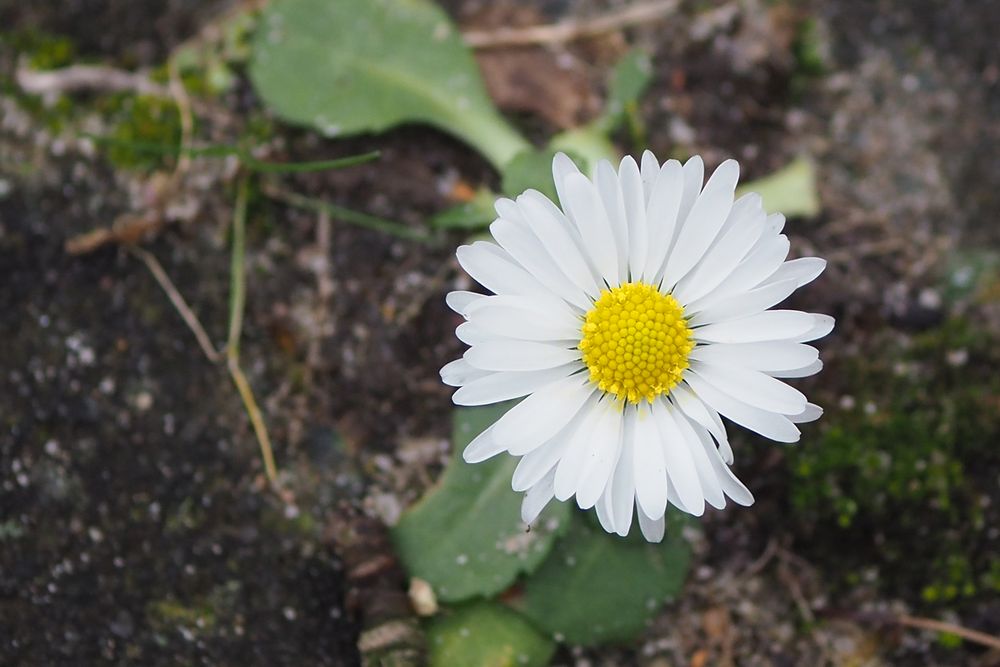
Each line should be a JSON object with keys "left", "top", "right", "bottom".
{"left": 738, "top": 156, "right": 820, "bottom": 218}
{"left": 249, "top": 0, "right": 530, "bottom": 169}
{"left": 427, "top": 602, "right": 555, "bottom": 667}
{"left": 548, "top": 126, "right": 620, "bottom": 174}
{"left": 430, "top": 187, "right": 496, "bottom": 230}
{"left": 512, "top": 512, "right": 691, "bottom": 646}
{"left": 392, "top": 404, "right": 571, "bottom": 603}
{"left": 83, "top": 133, "right": 381, "bottom": 173}
{"left": 501, "top": 149, "right": 563, "bottom": 202}
{"left": 602, "top": 49, "right": 654, "bottom": 131}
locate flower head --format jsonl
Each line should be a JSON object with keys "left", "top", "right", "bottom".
{"left": 441, "top": 152, "right": 832, "bottom": 542}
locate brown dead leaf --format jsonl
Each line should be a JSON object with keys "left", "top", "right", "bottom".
{"left": 702, "top": 606, "right": 731, "bottom": 642}
{"left": 476, "top": 47, "right": 598, "bottom": 129}
{"left": 462, "top": 4, "right": 599, "bottom": 129}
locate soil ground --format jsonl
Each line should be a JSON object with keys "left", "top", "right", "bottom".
{"left": 2, "top": 0, "right": 999, "bottom": 665}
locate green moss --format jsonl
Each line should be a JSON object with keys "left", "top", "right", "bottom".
{"left": 792, "top": 18, "right": 826, "bottom": 78}
{"left": 5, "top": 29, "right": 77, "bottom": 70}
{"left": 102, "top": 95, "right": 182, "bottom": 171}
{"left": 258, "top": 503, "right": 319, "bottom": 539}
{"left": 147, "top": 598, "right": 217, "bottom": 633}
{"left": 786, "top": 318, "right": 1000, "bottom": 604}
{"left": 1, "top": 31, "right": 79, "bottom": 133}
{"left": 788, "top": 16, "right": 828, "bottom": 99}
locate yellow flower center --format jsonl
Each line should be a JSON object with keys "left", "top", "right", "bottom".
{"left": 579, "top": 282, "right": 693, "bottom": 404}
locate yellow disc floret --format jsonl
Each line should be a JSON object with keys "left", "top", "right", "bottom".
{"left": 579, "top": 282, "right": 694, "bottom": 404}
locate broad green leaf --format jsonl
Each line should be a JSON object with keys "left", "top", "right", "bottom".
{"left": 548, "top": 126, "right": 619, "bottom": 175}
{"left": 430, "top": 187, "right": 496, "bottom": 230}
{"left": 512, "top": 512, "right": 690, "bottom": 646}
{"left": 738, "top": 156, "right": 820, "bottom": 218}
{"left": 249, "top": 0, "right": 530, "bottom": 169}
{"left": 427, "top": 602, "right": 555, "bottom": 667}
{"left": 501, "top": 149, "right": 562, "bottom": 202}
{"left": 392, "top": 404, "right": 571, "bottom": 603}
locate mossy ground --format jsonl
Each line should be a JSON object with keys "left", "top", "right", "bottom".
{"left": 786, "top": 318, "right": 1000, "bottom": 604}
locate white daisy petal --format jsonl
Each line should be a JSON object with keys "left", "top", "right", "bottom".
{"left": 511, "top": 419, "right": 575, "bottom": 492}
{"left": 456, "top": 242, "right": 552, "bottom": 299}
{"left": 770, "top": 359, "right": 824, "bottom": 378}
{"left": 693, "top": 310, "right": 817, "bottom": 344}
{"left": 689, "top": 279, "right": 799, "bottom": 325}
{"left": 595, "top": 479, "right": 618, "bottom": 535}
{"left": 743, "top": 234, "right": 792, "bottom": 288}
{"left": 596, "top": 160, "right": 630, "bottom": 284}
{"left": 619, "top": 156, "right": 648, "bottom": 278}
{"left": 762, "top": 257, "right": 827, "bottom": 288}
{"left": 632, "top": 403, "right": 668, "bottom": 521}
{"left": 764, "top": 212, "right": 786, "bottom": 234}
{"left": 662, "top": 159, "right": 740, "bottom": 287}
{"left": 642, "top": 159, "right": 684, "bottom": 282}
{"left": 493, "top": 376, "right": 595, "bottom": 456}
{"left": 653, "top": 401, "right": 706, "bottom": 516}
{"left": 575, "top": 400, "right": 624, "bottom": 509}
{"left": 795, "top": 314, "right": 836, "bottom": 342}
{"left": 552, "top": 151, "right": 582, "bottom": 212}
{"left": 453, "top": 364, "right": 582, "bottom": 406}
{"left": 677, "top": 155, "right": 705, "bottom": 225}
{"left": 690, "top": 342, "right": 819, "bottom": 373}
{"left": 518, "top": 191, "right": 602, "bottom": 299}
{"left": 562, "top": 172, "right": 620, "bottom": 285}
{"left": 466, "top": 296, "right": 581, "bottom": 342}
{"left": 455, "top": 322, "right": 490, "bottom": 346}
{"left": 687, "top": 235, "right": 790, "bottom": 312}
{"left": 670, "top": 383, "right": 733, "bottom": 464}
{"left": 440, "top": 358, "right": 490, "bottom": 387}
{"left": 494, "top": 196, "right": 520, "bottom": 222}
{"left": 716, "top": 192, "right": 763, "bottom": 239}
{"left": 671, "top": 405, "right": 726, "bottom": 510}
{"left": 697, "top": 429, "right": 754, "bottom": 506}
{"left": 554, "top": 398, "right": 604, "bottom": 501}
{"left": 490, "top": 218, "right": 591, "bottom": 311}
{"left": 639, "top": 150, "right": 660, "bottom": 201}
{"left": 612, "top": 415, "right": 637, "bottom": 536}
{"left": 521, "top": 468, "right": 557, "bottom": 524}
{"left": 446, "top": 290, "right": 483, "bottom": 316}
{"left": 790, "top": 402, "right": 824, "bottom": 423}
{"left": 464, "top": 340, "right": 579, "bottom": 371}
{"left": 689, "top": 361, "right": 807, "bottom": 415}
{"left": 673, "top": 196, "right": 766, "bottom": 305}
{"left": 683, "top": 374, "right": 801, "bottom": 443}
{"left": 636, "top": 506, "right": 665, "bottom": 543}
{"left": 463, "top": 426, "right": 506, "bottom": 463}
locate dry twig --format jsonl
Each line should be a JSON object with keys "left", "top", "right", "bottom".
{"left": 894, "top": 615, "right": 1000, "bottom": 652}
{"left": 462, "top": 0, "right": 680, "bottom": 48}
{"left": 16, "top": 64, "right": 170, "bottom": 97}
{"left": 167, "top": 56, "right": 194, "bottom": 177}
{"left": 129, "top": 246, "right": 221, "bottom": 363}
{"left": 127, "top": 177, "right": 279, "bottom": 487}
{"left": 226, "top": 174, "right": 279, "bottom": 485}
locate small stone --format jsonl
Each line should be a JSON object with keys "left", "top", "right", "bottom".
{"left": 408, "top": 577, "right": 438, "bottom": 616}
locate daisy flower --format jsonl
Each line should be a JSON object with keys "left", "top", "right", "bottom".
{"left": 441, "top": 152, "right": 832, "bottom": 543}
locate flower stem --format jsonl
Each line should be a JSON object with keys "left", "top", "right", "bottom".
{"left": 226, "top": 174, "right": 278, "bottom": 485}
